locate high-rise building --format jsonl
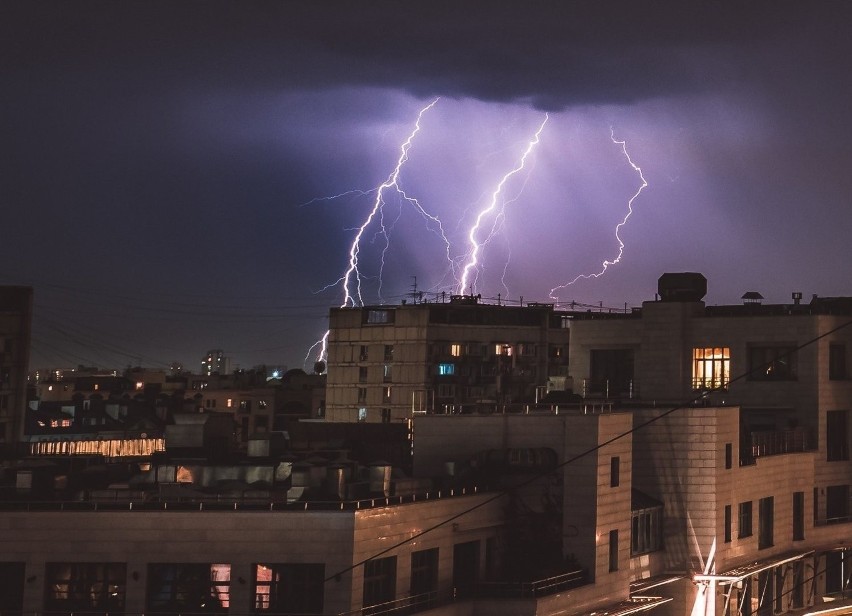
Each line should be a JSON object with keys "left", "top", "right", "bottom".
{"left": 0, "top": 286, "right": 33, "bottom": 448}
{"left": 201, "top": 349, "right": 231, "bottom": 376}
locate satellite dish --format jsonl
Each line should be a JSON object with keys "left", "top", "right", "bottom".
{"left": 314, "top": 361, "right": 326, "bottom": 375}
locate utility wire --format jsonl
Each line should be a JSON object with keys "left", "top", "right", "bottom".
{"left": 325, "top": 316, "right": 852, "bottom": 582}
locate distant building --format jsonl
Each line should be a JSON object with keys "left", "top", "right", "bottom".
{"left": 0, "top": 286, "right": 32, "bottom": 448}
{"left": 325, "top": 296, "right": 572, "bottom": 423}
{"left": 202, "top": 349, "right": 231, "bottom": 376}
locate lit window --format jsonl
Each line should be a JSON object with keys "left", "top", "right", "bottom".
{"left": 358, "top": 407, "right": 367, "bottom": 422}
{"left": 227, "top": 398, "right": 233, "bottom": 408}
{"left": 450, "top": 344, "right": 462, "bottom": 357}
{"left": 93, "top": 383, "right": 99, "bottom": 391}
{"left": 438, "top": 363, "right": 455, "bottom": 376}
{"left": 48, "top": 385, "right": 53, "bottom": 391}
{"left": 136, "top": 381, "right": 144, "bottom": 390}
{"left": 495, "top": 344, "right": 513, "bottom": 356}
{"left": 383, "top": 386, "right": 391, "bottom": 402}
{"left": 692, "top": 347, "right": 730, "bottom": 390}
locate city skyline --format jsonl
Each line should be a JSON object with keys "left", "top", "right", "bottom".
{"left": 4, "top": 1, "right": 852, "bottom": 371}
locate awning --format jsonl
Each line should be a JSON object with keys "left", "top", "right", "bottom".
{"left": 693, "top": 549, "right": 814, "bottom": 585}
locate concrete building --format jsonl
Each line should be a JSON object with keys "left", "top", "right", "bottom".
{"left": 0, "top": 286, "right": 33, "bottom": 449}
{"left": 325, "top": 296, "right": 572, "bottom": 423}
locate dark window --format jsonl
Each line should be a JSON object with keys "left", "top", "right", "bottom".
{"left": 724, "top": 505, "right": 732, "bottom": 543}
{"left": 452, "top": 540, "right": 479, "bottom": 599}
{"left": 793, "top": 492, "right": 805, "bottom": 540}
{"left": 363, "top": 556, "right": 396, "bottom": 613}
{"left": 239, "top": 400, "right": 252, "bottom": 412}
{"left": 748, "top": 346, "right": 797, "bottom": 381}
{"left": 589, "top": 349, "right": 634, "bottom": 395}
{"left": 359, "top": 367, "right": 368, "bottom": 382}
{"left": 825, "top": 549, "right": 851, "bottom": 594}
{"left": 357, "top": 387, "right": 367, "bottom": 403}
{"left": 631, "top": 508, "right": 663, "bottom": 555}
{"left": 252, "top": 563, "right": 324, "bottom": 615}
{"left": 758, "top": 496, "right": 774, "bottom": 549}
{"left": 384, "top": 345, "right": 394, "bottom": 361}
{"left": 757, "top": 569, "right": 773, "bottom": 616}
{"left": 725, "top": 443, "right": 732, "bottom": 469}
{"left": 0, "top": 562, "right": 25, "bottom": 615}
{"left": 608, "top": 530, "right": 619, "bottom": 572}
{"left": 381, "top": 408, "right": 391, "bottom": 424}
{"left": 410, "top": 549, "right": 438, "bottom": 608}
{"left": 359, "top": 345, "right": 369, "bottom": 361}
{"left": 45, "top": 563, "right": 126, "bottom": 614}
{"left": 830, "top": 343, "right": 847, "bottom": 380}
{"left": 826, "top": 485, "right": 850, "bottom": 523}
{"left": 738, "top": 501, "right": 753, "bottom": 538}
{"left": 827, "top": 410, "right": 849, "bottom": 461}
{"left": 791, "top": 561, "right": 804, "bottom": 608}
{"left": 364, "top": 309, "right": 394, "bottom": 325}
{"left": 610, "top": 456, "right": 620, "bottom": 487}
{"left": 146, "top": 563, "right": 229, "bottom": 613}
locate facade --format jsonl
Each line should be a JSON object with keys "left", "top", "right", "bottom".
{"left": 202, "top": 349, "right": 232, "bottom": 377}
{"left": 325, "top": 296, "right": 572, "bottom": 423}
{"left": 0, "top": 286, "right": 33, "bottom": 448}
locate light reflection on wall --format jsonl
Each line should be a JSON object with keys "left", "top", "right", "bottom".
{"left": 29, "top": 438, "right": 165, "bottom": 458}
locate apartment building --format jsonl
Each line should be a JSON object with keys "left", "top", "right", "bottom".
{"left": 325, "top": 296, "right": 572, "bottom": 423}
{"left": 0, "top": 286, "right": 33, "bottom": 448}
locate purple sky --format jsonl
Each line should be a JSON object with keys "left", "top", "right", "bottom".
{"left": 3, "top": 1, "right": 852, "bottom": 372}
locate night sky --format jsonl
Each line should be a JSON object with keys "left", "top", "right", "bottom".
{"left": 4, "top": 1, "right": 852, "bottom": 372}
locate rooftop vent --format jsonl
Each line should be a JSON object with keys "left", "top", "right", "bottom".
{"left": 657, "top": 273, "right": 707, "bottom": 302}
{"left": 742, "top": 291, "right": 763, "bottom": 305}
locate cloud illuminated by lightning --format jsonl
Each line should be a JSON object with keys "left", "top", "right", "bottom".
{"left": 305, "top": 99, "right": 448, "bottom": 364}
{"left": 457, "top": 114, "right": 548, "bottom": 295}
{"left": 549, "top": 128, "right": 647, "bottom": 300}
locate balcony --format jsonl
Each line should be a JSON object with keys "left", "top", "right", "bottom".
{"left": 741, "top": 428, "right": 812, "bottom": 465}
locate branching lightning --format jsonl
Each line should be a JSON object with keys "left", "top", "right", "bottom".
{"left": 305, "top": 99, "right": 449, "bottom": 365}
{"left": 549, "top": 128, "right": 648, "bottom": 300}
{"left": 457, "top": 114, "right": 548, "bottom": 295}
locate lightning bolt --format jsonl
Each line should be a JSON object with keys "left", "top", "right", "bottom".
{"left": 457, "top": 114, "right": 548, "bottom": 295}
{"left": 549, "top": 128, "right": 648, "bottom": 300}
{"left": 305, "top": 98, "right": 449, "bottom": 365}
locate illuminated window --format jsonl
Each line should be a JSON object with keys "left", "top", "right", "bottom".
{"left": 383, "top": 364, "right": 392, "bottom": 382}
{"left": 438, "top": 363, "right": 455, "bottom": 376}
{"left": 382, "top": 386, "right": 391, "bottom": 402}
{"left": 258, "top": 400, "right": 268, "bottom": 409}
{"left": 364, "top": 309, "right": 393, "bottom": 324}
{"left": 136, "top": 381, "right": 144, "bottom": 390}
{"left": 253, "top": 563, "right": 324, "bottom": 614}
{"left": 450, "top": 344, "right": 462, "bottom": 357}
{"left": 45, "top": 563, "right": 126, "bottom": 614}
{"left": 692, "top": 347, "right": 730, "bottom": 390}
{"left": 226, "top": 398, "right": 233, "bottom": 408}
{"left": 93, "top": 383, "right": 99, "bottom": 391}
{"left": 358, "top": 407, "right": 367, "bottom": 422}
{"left": 495, "top": 344, "right": 513, "bottom": 356}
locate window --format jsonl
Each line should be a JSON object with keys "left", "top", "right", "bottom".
{"left": 359, "top": 345, "right": 369, "bottom": 361}
{"left": 45, "top": 563, "right": 126, "bottom": 614}
{"left": 452, "top": 541, "right": 479, "bottom": 599}
{"left": 381, "top": 408, "right": 391, "bottom": 423}
{"left": 608, "top": 530, "right": 619, "bottom": 572}
{"left": 357, "top": 387, "right": 367, "bottom": 403}
{"left": 147, "top": 563, "right": 230, "bottom": 613}
{"left": 610, "top": 456, "right": 620, "bottom": 487}
{"left": 590, "top": 349, "right": 635, "bottom": 395}
{"left": 793, "top": 491, "right": 805, "bottom": 540}
{"left": 438, "top": 363, "right": 455, "bottom": 376}
{"left": 519, "top": 343, "right": 537, "bottom": 357}
{"left": 725, "top": 443, "right": 732, "bottom": 469}
{"left": 358, "top": 407, "right": 367, "bottom": 422}
{"left": 693, "top": 347, "right": 730, "bottom": 390}
{"left": 724, "top": 505, "right": 732, "bottom": 543}
{"left": 758, "top": 496, "right": 774, "bottom": 549}
{"left": 363, "top": 556, "right": 396, "bottom": 613}
{"left": 253, "top": 563, "right": 324, "bottom": 614}
{"left": 450, "top": 344, "right": 462, "bottom": 357}
{"left": 495, "top": 344, "right": 512, "bottom": 356}
{"left": 467, "top": 343, "right": 483, "bottom": 356}
{"left": 0, "top": 562, "right": 24, "bottom": 615}
{"left": 383, "top": 364, "right": 392, "bottom": 382}
{"left": 826, "top": 484, "right": 850, "bottom": 523}
{"left": 791, "top": 561, "right": 804, "bottom": 608}
{"left": 748, "top": 345, "right": 797, "bottom": 381}
{"left": 384, "top": 345, "right": 394, "bottom": 361}
{"left": 410, "top": 549, "right": 438, "bottom": 608}
{"left": 364, "top": 309, "right": 393, "bottom": 324}
{"left": 382, "top": 386, "right": 391, "bottom": 402}
{"left": 738, "top": 501, "right": 753, "bottom": 538}
{"left": 239, "top": 400, "right": 252, "bottom": 412}
{"left": 830, "top": 343, "right": 847, "bottom": 380}
{"left": 825, "top": 549, "right": 852, "bottom": 595}
{"left": 359, "top": 367, "right": 368, "bottom": 383}
{"left": 827, "top": 410, "right": 849, "bottom": 461}
{"left": 631, "top": 508, "right": 662, "bottom": 555}
{"left": 437, "top": 384, "right": 456, "bottom": 398}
